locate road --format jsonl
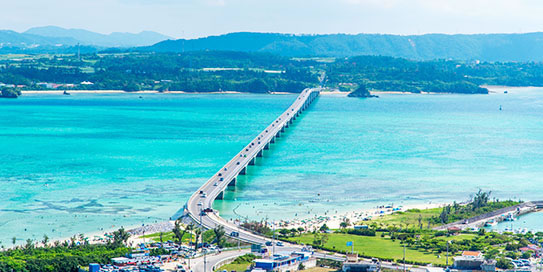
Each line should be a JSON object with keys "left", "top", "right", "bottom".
{"left": 190, "top": 249, "right": 250, "bottom": 272}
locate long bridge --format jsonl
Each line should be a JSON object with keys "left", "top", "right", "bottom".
{"left": 180, "top": 88, "right": 321, "bottom": 245}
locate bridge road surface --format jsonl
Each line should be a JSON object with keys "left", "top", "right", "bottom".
{"left": 181, "top": 88, "right": 321, "bottom": 246}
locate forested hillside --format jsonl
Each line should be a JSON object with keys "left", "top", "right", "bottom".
{"left": 145, "top": 32, "right": 543, "bottom": 61}
{"left": 2, "top": 51, "right": 543, "bottom": 97}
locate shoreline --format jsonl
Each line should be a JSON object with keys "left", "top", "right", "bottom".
{"left": 32, "top": 201, "right": 446, "bottom": 248}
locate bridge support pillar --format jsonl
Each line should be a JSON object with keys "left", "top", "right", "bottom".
{"left": 228, "top": 178, "right": 236, "bottom": 187}
{"left": 217, "top": 190, "right": 224, "bottom": 200}
{"left": 240, "top": 167, "right": 246, "bottom": 175}
{"left": 264, "top": 143, "right": 270, "bottom": 150}
{"left": 285, "top": 122, "right": 289, "bottom": 128}
{"left": 281, "top": 126, "right": 285, "bottom": 132}
{"left": 249, "top": 157, "right": 256, "bottom": 165}
{"left": 257, "top": 149, "right": 263, "bottom": 157}
{"left": 270, "top": 137, "right": 275, "bottom": 143}
{"left": 276, "top": 132, "right": 281, "bottom": 138}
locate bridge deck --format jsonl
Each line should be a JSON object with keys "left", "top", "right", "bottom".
{"left": 182, "top": 88, "right": 321, "bottom": 245}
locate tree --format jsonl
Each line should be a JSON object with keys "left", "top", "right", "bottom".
{"left": 496, "top": 258, "right": 514, "bottom": 269}
{"left": 213, "top": 225, "right": 226, "bottom": 248}
{"left": 521, "top": 251, "right": 533, "bottom": 259}
{"left": 312, "top": 232, "right": 329, "bottom": 247}
{"left": 340, "top": 218, "right": 351, "bottom": 229}
{"left": 42, "top": 235, "right": 49, "bottom": 247}
{"left": 159, "top": 232, "right": 164, "bottom": 244}
{"left": 279, "top": 229, "right": 290, "bottom": 237}
{"left": 12, "top": 237, "right": 16, "bottom": 246}
{"left": 193, "top": 228, "right": 202, "bottom": 251}
{"left": 439, "top": 206, "right": 451, "bottom": 224}
{"left": 172, "top": 220, "right": 184, "bottom": 245}
{"left": 0, "top": 88, "right": 21, "bottom": 98}
{"left": 122, "top": 81, "right": 141, "bottom": 92}
{"left": 319, "top": 224, "right": 330, "bottom": 233}
{"left": 112, "top": 227, "right": 130, "bottom": 247}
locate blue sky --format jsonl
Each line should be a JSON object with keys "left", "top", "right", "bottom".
{"left": 3, "top": 0, "right": 543, "bottom": 38}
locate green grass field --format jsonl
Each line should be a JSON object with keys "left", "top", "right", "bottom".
{"left": 364, "top": 208, "right": 443, "bottom": 229}
{"left": 141, "top": 231, "right": 192, "bottom": 243}
{"left": 216, "top": 263, "right": 251, "bottom": 272}
{"left": 289, "top": 233, "right": 454, "bottom": 265}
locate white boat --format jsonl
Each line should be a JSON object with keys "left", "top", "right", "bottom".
{"left": 485, "top": 220, "right": 498, "bottom": 227}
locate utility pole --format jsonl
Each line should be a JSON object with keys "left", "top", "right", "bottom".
{"left": 204, "top": 251, "right": 207, "bottom": 272}
{"left": 446, "top": 240, "right": 451, "bottom": 271}
{"left": 238, "top": 224, "right": 241, "bottom": 251}
{"left": 272, "top": 223, "right": 276, "bottom": 257}
{"left": 403, "top": 244, "right": 406, "bottom": 272}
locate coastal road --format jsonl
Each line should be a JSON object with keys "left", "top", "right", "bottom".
{"left": 190, "top": 249, "right": 250, "bottom": 272}
{"left": 182, "top": 88, "right": 321, "bottom": 246}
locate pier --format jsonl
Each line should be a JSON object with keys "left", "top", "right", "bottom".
{"left": 180, "top": 88, "right": 321, "bottom": 245}
{"left": 435, "top": 201, "right": 543, "bottom": 231}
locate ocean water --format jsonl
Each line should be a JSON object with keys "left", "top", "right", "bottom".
{"left": 1, "top": 88, "right": 543, "bottom": 245}
{"left": 487, "top": 212, "right": 543, "bottom": 233}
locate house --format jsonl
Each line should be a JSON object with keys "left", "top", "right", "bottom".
{"left": 461, "top": 251, "right": 483, "bottom": 258}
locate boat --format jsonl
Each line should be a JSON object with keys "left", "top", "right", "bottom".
{"left": 485, "top": 220, "right": 498, "bottom": 227}
{"left": 504, "top": 213, "right": 517, "bottom": 221}
{"left": 63, "top": 90, "right": 71, "bottom": 95}
{"left": 504, "top": 90, "right": 508, "bottom": 94}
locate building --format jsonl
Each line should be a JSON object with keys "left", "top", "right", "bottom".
{"left": 342, "top": 253, "right": 380, "bottom": 272}
{"left": 342, "top": 263, "right": 379, "bottom": 272}
{"left": 253, "top": 251, "right": 316, "bottom": 272}
{"left": 452, "top": 251, "right": 495, "bottom": 272}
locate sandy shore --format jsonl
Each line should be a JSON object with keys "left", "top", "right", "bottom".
{"left": 267, "top": 201, "right": 446, "bottom": 231}
{"left": 319, "top": 91, "right": 349, "bottom": 96}
{"left": 21, "top": 90, "right": 245, "bottom": 95}
{"left": 23, "top": 201, "right": 447, "bottom": 249}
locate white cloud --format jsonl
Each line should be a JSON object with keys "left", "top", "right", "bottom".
{"left": 2, "top": 0, "right": 543, "bottom": 38}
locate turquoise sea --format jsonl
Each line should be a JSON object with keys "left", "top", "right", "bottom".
{"left": 1, "top": 88, "right": 543, "bottom": 245}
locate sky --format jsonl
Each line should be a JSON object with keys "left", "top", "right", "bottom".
{"left": 2, "top": 0, "right": 543, "bottom": 39}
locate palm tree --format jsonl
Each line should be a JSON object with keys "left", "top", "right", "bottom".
{"left": 112, "top": 227, "right": 130, "bottom": 247}
{"left": 179, "top": 222, "right": 194, "bottom": 245}
{"left": 193, "top": 228, "right": 202, "bottom": 251}
{"left": 42, "top": 235, "right": 49, "bottom": 247}
{"left": 213, "top": 225, "right": 226, "bottom": 248}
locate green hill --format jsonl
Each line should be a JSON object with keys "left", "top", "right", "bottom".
{"left": 145, "top": 32, "right": 543, "bottom": 61}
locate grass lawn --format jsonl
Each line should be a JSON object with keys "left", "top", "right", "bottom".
{"left": 365, "top": 208, "right": 442, "bottom": 229}
{"left": 433, "top": 233, "right": 477, "bottom": 242}
{"left": 141, "top": 231, "right": 192, "bottom": 243}
{"left": 216, "top": 263, "right": 251, "bottom": 272}
{"left": 289, "top": 233, "right": 452, "bottom": 265}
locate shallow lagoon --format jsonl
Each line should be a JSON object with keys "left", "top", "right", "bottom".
{"left": 1, "top": 88, "right": 542, "bottom": 244}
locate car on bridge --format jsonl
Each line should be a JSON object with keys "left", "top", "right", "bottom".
{"left": 230, "top": 232, "right": 239, "bottom": 237}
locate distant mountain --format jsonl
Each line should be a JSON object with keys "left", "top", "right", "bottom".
{"left": 24, "top": 26, "right": 172, "bottom": 47}
{"left": 144, "top": 32, "right": 543, "bottom": 61}
{"left": 0, "top": 30, "right": 79, "bottom": 47}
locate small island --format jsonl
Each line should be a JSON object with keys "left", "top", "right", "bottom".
{"left": 347, "top": 85, "right": 378, "bottom": 98}
{"left": 0, "top": 88, "right": 21, "bottom": 99}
